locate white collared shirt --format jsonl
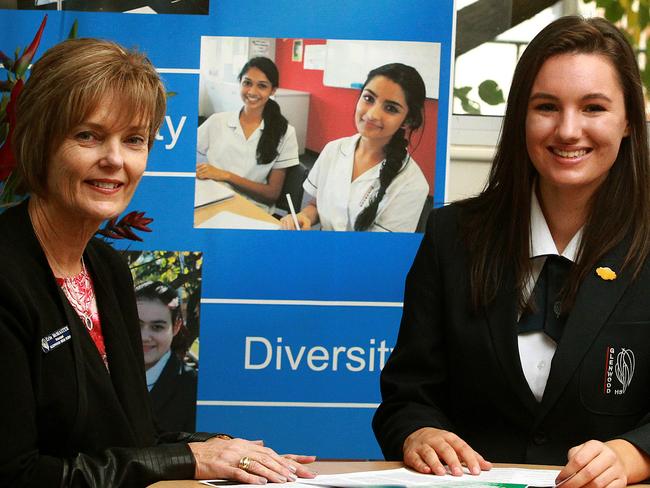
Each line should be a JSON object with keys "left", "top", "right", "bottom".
{"left": 303, "top": 134, "right": 429, "bottom": 232}
{"left": 146, "top": 350, "right": 171, "bottom": 392}
{"left": 197, "top": 111, "right": 299, "bottom": 210}
{"left": 518, "top": 191, "right": 583, "bottom": 402}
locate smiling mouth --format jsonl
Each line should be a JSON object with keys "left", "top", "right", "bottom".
{"left": 551, "top": 148, "right": 590, "bottom": 158}
{"left": 90, "top": 181, "right": 121, "bottom": 190}
{"left": 363, "top": 120, "right": 382, "bottom": 130}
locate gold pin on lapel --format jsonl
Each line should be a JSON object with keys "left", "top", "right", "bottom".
{"left": 596, "top": 267, "right": 617, "bottom": 281}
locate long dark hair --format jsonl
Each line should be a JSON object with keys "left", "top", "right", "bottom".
{"left": 135, "top": 281, "right": 191, "bottom": 358}
{"left": 238, "top": 57, "right": 289, "bottom": 165}
{"left": 461, "top": 16, "right": 650, "bottom": 311}
{"left": 354, "top": 63, "right": 426, "bottom": 231}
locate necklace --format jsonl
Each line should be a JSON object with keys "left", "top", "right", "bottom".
{"left": 58, "top": 260, "right": 94, "bottom": 331}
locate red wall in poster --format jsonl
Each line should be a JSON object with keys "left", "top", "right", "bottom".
{"left": 275, "top": 38, "right": 438, "bottom": 194}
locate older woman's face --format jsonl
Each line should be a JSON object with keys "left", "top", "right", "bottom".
{"left": 46, "top": 97, "right": 149, "bottom": 227}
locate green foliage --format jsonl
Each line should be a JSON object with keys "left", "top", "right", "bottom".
{"left": 478, "top": 79, "right": 505, "bottom": 105}
{"left": 583, "top": 0, "right": 650, "bottom": 104}
{"left": 454, "top": 80, "right": 505, "bottom": 114}
{"left": 125, "top": 250, "right": 203, "bottom": 298}
{"left": 593, "top": 0, "right": 625, "bottom": 22}
{"left": 454, "top": 86, "right": 480, "bottom": 114}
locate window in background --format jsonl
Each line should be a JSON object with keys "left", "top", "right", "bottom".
{"left": 452, "top": 0, "right": 648, "bottom": 118}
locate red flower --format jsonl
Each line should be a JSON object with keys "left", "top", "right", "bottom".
{"left": 0, "top": 15, "right": 47, "bottom": 182}
{"left": 0, "top": 79, "right": 24, "bottom": 181}
{"left": 14, "top": 15, "right": 47, "bottom": 77}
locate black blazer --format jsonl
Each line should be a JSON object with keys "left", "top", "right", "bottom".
{"left": 373, "top": 204, "right": 650, "bottom": 465}
{"left": 150, "top": 353, "right": 197, "bottom": 433}
{"left": 0, "top": 202, "right": 209, "bottom": 487}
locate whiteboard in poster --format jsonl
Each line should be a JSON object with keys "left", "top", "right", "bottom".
{"left": 323, "top": 40, "right": 440, "bottom": 99}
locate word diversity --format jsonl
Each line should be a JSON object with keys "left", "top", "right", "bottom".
{"left": 244, "top": 336, "right": 393, "bottom": 372}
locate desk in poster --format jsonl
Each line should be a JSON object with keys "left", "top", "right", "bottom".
{"left": 194, "top": 192, "right": 280, "bottom": 229}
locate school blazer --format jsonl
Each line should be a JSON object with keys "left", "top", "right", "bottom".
{"left": 150, "top": 353, "right": 198, "bottom": 433}
{"left": 373, "top": 203, "right": 650, "bottom": 465}
{"left": 0, "top": 201, "right": 207, "bottom": 487}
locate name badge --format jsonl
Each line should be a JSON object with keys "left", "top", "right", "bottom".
{"left": 41, "top": 325, "right": 71, "bottom": 353}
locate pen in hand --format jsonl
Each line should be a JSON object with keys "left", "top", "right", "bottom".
{"left": 286, "top": 193, "right": 301, "bottom": 231}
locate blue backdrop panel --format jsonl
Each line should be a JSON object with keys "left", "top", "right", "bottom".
{"left": 148, "top": 73, "right": 199, "bottom": 171}
{"left": 0, "top": 0, "right": 455, "bottom": 459}
{"left": 198, "top": 405, "right": 381, "bottom": 459}
{"left": 197, "top": 303, "right": 403, "bottom": 458}
{"left": 198, "top": 304, "right": 402, "bottom": 401}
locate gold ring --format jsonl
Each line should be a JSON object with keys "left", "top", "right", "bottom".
{"left": 238, "top": 456, "right": 252, "bottom": 471}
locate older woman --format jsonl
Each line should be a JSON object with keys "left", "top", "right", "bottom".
{"left": 0, "top": 38, "right": 314, "bottom": 487}
{"left": 374, "top": 16, "right": 650, "bottom": 487}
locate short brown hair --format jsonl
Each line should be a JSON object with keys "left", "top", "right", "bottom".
{"left": 13, "top": 37, "right": 166, "bottom": 196}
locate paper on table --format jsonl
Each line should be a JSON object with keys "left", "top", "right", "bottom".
{"left": 200, "top": 467, "right": 560, "bottom": 488}
{"left": 197, "top": 210, "right": 280, "bottom": 230}
{"left": 194, "top": 179, "right": 236, "bottom": 208}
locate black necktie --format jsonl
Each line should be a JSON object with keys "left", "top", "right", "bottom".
{"left": 519, "top": 255, "right": 572, "bottom": 342}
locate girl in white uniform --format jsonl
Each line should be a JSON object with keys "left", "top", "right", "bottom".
{"left": 196, "top": 57, "right": 299, "bottom": 210}
{"left": 280, "top": 63, "right": 429, "bottom": 232}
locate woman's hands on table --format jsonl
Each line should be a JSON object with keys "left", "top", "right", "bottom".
{"left": 403, "top": 427, "right": 492, "bottom": 476}
{"left": 189, "top": 437, "right": 316, "bottom": 484}
{"left": 557, "top": 439, "right": 650, "bottom": 488}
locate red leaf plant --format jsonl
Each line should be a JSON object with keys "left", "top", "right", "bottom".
{"left": 97, "top": 211, "right": 154, "bottom": 242}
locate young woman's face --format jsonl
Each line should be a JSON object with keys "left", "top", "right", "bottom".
{"left": 138, "top": 298, "right": 179, "bottom": 370}
{"left": 239, "top": 67, "right": 276, "bottom": 112}
{"left": 355, "top": 75, "right": 409, "bottom": 145}
{"left": 525, "top": 53, "right": 629, "bottom": 198}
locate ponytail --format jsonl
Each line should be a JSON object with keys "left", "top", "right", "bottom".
{"left": 354, "top": 128, "right": 408, "bottom": 231}
{"left": 257, "top": 98, "right": 289, "bottom": 165}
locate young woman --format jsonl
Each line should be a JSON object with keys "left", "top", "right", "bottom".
{"left": 280, "top": 63, "right": 429, "bottom": 232}
{"left": 373, "top": 16, "right": 650, "bottom": 487}
{"left": 137, "top": 281, "right": 197, "bottom": 433}
{"left": 196, "top": 57, "right": 299, "bottom": 210}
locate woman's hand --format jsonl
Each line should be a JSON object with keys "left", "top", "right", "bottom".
{"left": 196, "top": 163, "right": 230, "bottom": 182}
{"left": 189, "top": 437, "right": 316, "bottom": 483}
{"left": 403, "top": 427, "right": 491, "bottom": 476}
{"left": 280, "top": 213, "right": 312, "bottom": 230}
{"left": 556, "top": 439, "right": 644, "bottom": 488}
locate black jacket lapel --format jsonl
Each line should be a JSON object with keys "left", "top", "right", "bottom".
{"left": 538, "top": 240, "right": 632, "bottom": 419}
{"left": 85, "top": 243, "right": 155, "bottom": 445}
{"left": 485, "top": 271, "right": 540, "bottom": 414}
